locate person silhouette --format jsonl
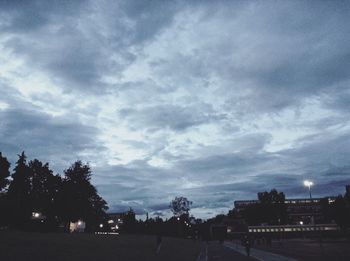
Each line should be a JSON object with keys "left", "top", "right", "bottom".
{"left": 244, "top": 235, "right": 251, "bottom": 257}
{"left": 156, "top": 234, "right": 162, "bottom": 254}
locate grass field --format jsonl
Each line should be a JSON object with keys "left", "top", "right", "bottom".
{"left": 0, "top": 231, "right": 203, "bottom": 261}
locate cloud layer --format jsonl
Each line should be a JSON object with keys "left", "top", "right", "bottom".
{"left": 1, "top": 0, "right": 350, "bottom": 219}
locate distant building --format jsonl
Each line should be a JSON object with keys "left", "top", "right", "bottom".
{"left": 234, "top": 196, "right": 337, "bottom": 225}
{"left": 285, "top": 197, "right": 335, "bottom": 224}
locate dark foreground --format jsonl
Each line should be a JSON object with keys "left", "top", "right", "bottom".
{"left": 252, "top": 238, "right": 350, "bottom": 261}
{"left": 204, "top": 241, "right": 258, "bottom": 261}
{"left": 0, "top": 231, "right": 202, "bottom": 261}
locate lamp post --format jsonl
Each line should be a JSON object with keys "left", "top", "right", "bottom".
{"left": 304, "top": 180, "right": 314, "bottom": 225}
{"left": 304, "top": 180, "right": 313, "bottom": 199}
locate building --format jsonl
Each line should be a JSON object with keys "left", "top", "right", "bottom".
{"left": 285, "top": 197, "right": 335, "bottom": 224}
{"left": 234, "top": 196, "right": 336, "bottom": 225}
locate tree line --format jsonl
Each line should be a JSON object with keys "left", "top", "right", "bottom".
{"left": 115, "top": 197, "right": 202, "bottom": 239}
{"left": 0, "top": 152, "right": 108, "bottom": 231}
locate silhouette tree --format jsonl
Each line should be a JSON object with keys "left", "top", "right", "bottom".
{"left": 28, "top": 159, "right": 62, "bottom": 227}
{"left": 123, "top": 208, "right": 136, "bottom": 233}
{"left": 84, "top": 186, "right": 108, "bottom": 231}
{"left": 170, "top": 197, "right": 192, "bottom": 237}
{"left": 59, "top": 161, "right": 108, "bottom": 231}
{"left": 7, "top": 152, "right": 32, "bottom": 228}
{"left": 0, "top": 152, "right": 10, "bottom": 192}
{"left": 0, "top": 152, "right": 11, "bottom": 226}
{"left": 243, "top": 189, "right": 287, "bottom": 225}
{"left": 29, "top": 159, "right": 53, "bottom": 212}
{"left": 170, "top": 196, "right": 192, "bottom": 217}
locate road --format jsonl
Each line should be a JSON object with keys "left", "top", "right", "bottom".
{"left": 197, "top": 241, "right": 257, "bottom": 261}
{"left": 224, "top": 241, "right": 298, "bottom": 261}
{"left": 197, "top": 241, "right": 299, "bottom": 261}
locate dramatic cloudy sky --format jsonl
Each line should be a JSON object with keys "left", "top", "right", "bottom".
{"left": 1, "top": 0, "right": 350, "bottom": 219}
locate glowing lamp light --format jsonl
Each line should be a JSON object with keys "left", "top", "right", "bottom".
{"left": 99, "top": 224, "right": 103, "bottom": 228}
{"left": 304, "top": 180, "right": 313, "bottom": 187}
{"left": 78, "top": 221, "right": 82, "bottom": 226}
{"left": 32, "top": 212, "right": 40, "bottom": 218}
{"left": 304, "top": 180, "right": 314, "bottom": 199}
{"left": 299, "top": 221, "right": 303, "bottom": 225}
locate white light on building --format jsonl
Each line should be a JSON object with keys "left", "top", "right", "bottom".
{"left": 32, "top": 212, "right": 41, "bottom": 219}
{"left": 70, "top": 220, "right": 86, "bottom": 233}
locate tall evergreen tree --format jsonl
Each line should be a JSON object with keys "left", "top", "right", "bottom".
{"left": 28, "top": 159, "right": 62, "bottom": 224}
{"left": 59, "top": 161, "right": 108, "bottom": 231}
{"left": 0, "top": 152, "right": 11, "bottom": 226}
{"left": 7, "top": 152, "right": 32, "bottom": 227}
{"left": 0, "top": 152, "right": 10, "bottom": 192}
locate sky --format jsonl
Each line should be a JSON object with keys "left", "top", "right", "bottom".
{"left": 0, "top": 0, "right": 350, "bottom": 219}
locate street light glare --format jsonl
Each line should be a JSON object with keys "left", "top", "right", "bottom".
{"left": 304, "top": 180, "right": 313, "bottom": 187}
{"left": 304, "top": 180, "right": 314, "bottom": 200}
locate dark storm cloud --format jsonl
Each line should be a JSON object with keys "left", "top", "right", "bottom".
{"left": 92, "top": 162, "right": 174, "bottom": 201}
{"left": 0, "top": 89, "right": 104, "bottom": 172}
{"left": 119, "top": 103, "right": 225, "bottom": 131}
{"left": 119, "top": 0, "right": 180, "bottom": 44}
{"left": 323, "top": 88, "right": 350, "bottom": 113}
{"left": 178, "top": 139, "right": 272, "bottom": 173}
{"left": 146, "top": 1, "right": 350, "bottom": 113}
{"left": 3, "top": 30, "right": 114, "bottom": 93}
{"left": 0, "top": 0, "right": 86, "bottom": 32}
{"left": 0, "top": 0, "right": 183, "bottom": 94}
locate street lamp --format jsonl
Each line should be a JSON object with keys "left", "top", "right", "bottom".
{"left": 304, "top": 180, "right": 313, "bottom": 199}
